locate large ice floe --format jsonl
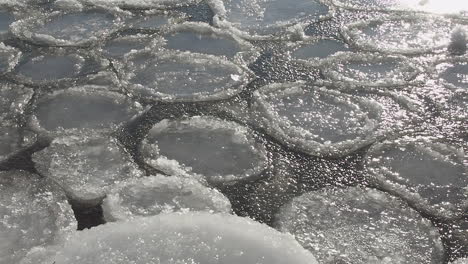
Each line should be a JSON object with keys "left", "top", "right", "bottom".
{"left": 208, "top": 0, "right": 331, "bottom": 39}
{"left": 342, "top": 13, "right": 467, "bottom": 55}
{"left": 29, "top": 85, "right": 141, "bottom": 136}
{"left": 33, "top": 134, "right": 142, "bottom": 206}
{"left": 365, "top": 136, "right": 468, "bottom": 219}
{"left": 0, "top": 82, "right": 33, "bottom": 159}
{"left": 0, "top": 170, "right": 75, "bottom": 264}
{"left": 275, "top": 187, "right": 445, "bottom": 264}
{"left": 10, "top": 7, "right": 123, "bottom": 47}
{"left": 11, "top": 49, "right": 109, "bottom": 87}
{"left": 141, "top": 116, "right": 269, "bottom": 185}
{"left": 102, "top": 174, "right": 231, "bottom": 221}
{"left": 20, "top": 212, "right": 318, "bottom": 264}
{"left": 158, "top": 22, "right": 260, "bottom": 64}
{"left": 319, "top": 52, "right": 421, "bottom": 88}
{"left": 251, "top": 82, "right": 384, "bottom": 157}
{"left": 118, "top": 50, "right": 250, "bottom": 102}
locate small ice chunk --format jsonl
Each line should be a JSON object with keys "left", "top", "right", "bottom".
{"left": 252, "top": 82, "right": 383, "bottom": 157}
{"left": 32, "top": 85, "right": 141, "bottom": 136}
{"left": 343, "top": 14, "right": 459, "bottom": 54}
{"left": 275, "top": 187, "right": 445, "bottom": 264}
{"left": 119, "top": 50, "right": 249, "bottom": 102}
{"left": 291, "top": 38, "right": 350, "bottom": 62}
{"left": 25, "top": 212, "right": 318, "bottom": 264}
{"left": 0, "top": 43, "right": 20, "bottom": 74}
{"left": 448, "top": 27, "right": 467, "bottom": 55}
{"left": 102, "top": 174, "right": 231, "bottom": 221}
{"left": 365, "top": 137, "right": 468, "bottom": 218}
{"left": 210, "top": 0, "right": 330, "bottom": 38}
{"left": 141, "top": 116, "right": 269, "bottom": 184}
{"left": 33, "top": 134, "right": 143, "bottom": 205}
{"left": 11, "top": 8, "right": 122, "bottom": 47}
{"left": 0, "top": 170, "right": 75, "bottom": 264}
{"left": 321, "top": 52, "right": 419, "bottom": 87}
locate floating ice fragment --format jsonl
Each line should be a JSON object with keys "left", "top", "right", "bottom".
{"left": 33, "top": 134, "right": 143, "bottom": 205}
{"left": 102, "top": 174, "right": 231, "bottom": 221}
{"left": 31, "top": 86, "right": 141, "bottom": 136}
{"left": 252, "top": 82, "right": 383, "bottom": 157}
{"left": 0, "top": 43, "right": 20, "bottom": 75}
{"left": 26, "top": 212, "right": 318, "bottom": 264}
{"left": 275, "top": 187, "right": 445, "bottom": 264}
{"left": 450, "top": 258, "right": 468, "bottom": 264}
{"left": 79, "top": 0, "right": 200, "bottom": 9}
{"left": 448, "top": 27, "right": 467, "bottom": 55}
{"left": 11, "top": 8, "right": 123, "bottom": 47}
{"left": 119, "top": 50, "right": 250, "bottom": 102}
{"left": 365, "top": 137, "right": 468, "bottom": 219}
{"left": 342, "top": 14, "right": 462, "bottom": 55}
{"left": 320, "top": 52, "right": 420, "bottom": 87}
{"left": 209, "top": 0, "right": 331, "bottom": 39}
{"left": 0, "top": 170, "right": 75, "bottom": 264}
{"left": 141, "top": 116, "right": 269, "bottom": 184}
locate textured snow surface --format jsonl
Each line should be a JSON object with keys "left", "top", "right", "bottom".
{"left": 29, "top": 212, "right": 318, "bottom": 264}
{"left": 275, "top": 187, "right": 445, "bottom": 264}
{"left": 102, "top": 174, "right": 231, "bottom": 221}
{"left": 0, "top": 170, "right": 75, "bottom": 264}
{"left": 142, "top": 116, "right": 269, "bottom": 184}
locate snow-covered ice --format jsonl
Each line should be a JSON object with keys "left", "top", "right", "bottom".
{"left": 22, "top": 212, "right": 318, "bottom": 264}
{"left": 33, "top": 134, "right": 142, "bottom": 205}
{"left": 0, "top": 43, "right": 20, "bottom": 75}
{"left": 31, "top": 85, "right": 141, "bottom": 136}
{"left": 209, "top": 0, "right": 330, "bottom": 39}
{"left": 141, "top": 116, "right": 269, "bottom": 184}
{"left": 11, "top": 8, "right": 123, "bottom": 47}
{"left": 251, "top": 82, "right": 383, "bottom": 157}
{"left": 102, "top": 174, "right": 231, "bottom": 221}
{"left": 0, "top": 170, "right": 75, "bottom": 264}
{"left": 275, "top": 187, "right": 445, "bottom": 264}
{"left": 342, "top": 14, "right": 464, "bottom": 55}
{"left": 365, "top": 136, "right": 468, "bottom": 219}
{"left": 119, "top": 50, "right": 250, "bottom": 102}
{"left": 320, "top": 52, "right": 420, "bottom": 87}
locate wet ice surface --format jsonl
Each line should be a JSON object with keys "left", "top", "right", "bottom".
{"left": 26, "top": 212, "right": 317, "bottom": 264}
{"left": 142, "top": 116, "right": 269, "bottom": 184}
{"left": 0, "top": 170, "right": 74, "bottom": 264}
{"left": 211, "top": 0, "right": 330, "bottom": 37}
{"left": 120, "top": 50, "right": 249, "bottom": 102}
{"left": 290, "top": 38, "right": 350, "bottom": 62}
{"left": 275, "top": 187, "right": 445, "bottom": 264}
{"left": 102, "top": 174, "right": 231, "bottom": 221}
{"left": 33, "top": 134, "right": 142, "bottom": 205}
{"left": 0, "top": 9, "right": 14, "bottom": 34}
{"left": 435, "top": 58, "right": 468, "bottom": 90}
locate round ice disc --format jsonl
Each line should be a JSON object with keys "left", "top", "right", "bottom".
{"left": 11, "top": 8, "right": 122, "bottom": 47}
{"left": 102, "top": 174, "right": 231, "bottom": 221}
{"left": 119, "top": 50, "right": 250, "bottom": 102}
{"left": 210, "top": 0, "right": 330, "bottom": 38}
{"left": 342, "top": 14, "right": 462, "bottom": 55}
{"left": 32, "top": 85, "right": 141, "bottom": 136}
{"left": 252, "top": 82, "right": 383, "bottom": 157}
{"left": 321, "top": 52, "right": 420, "bottom": 87}
{"left": 275, "top": 187, "right": 445, "bottom": 264}
{"left": 0, "top": 170, "right": 75, "bottom": 264}
{"left": 32, "top": 134, "right": 143, "bottom": 205}
{"left": 100, "top": 34, "right": 155, "bottom": 59}
{"left": 141, "top": 116, "right": 269, "bottom": 184}
{"left": 365, "top": 137, "right": 468, "bottom": 218}
{"left": 27, "top": 212, "right": 318, "bottom": 264}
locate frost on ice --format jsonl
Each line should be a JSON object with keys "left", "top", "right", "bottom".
{"left": 11, "top": 8, "right": 122, "bottom": 47}
{"left": 251, "top": 82, "right": 383, "bottom": 157}
{"left": 102, "top": 174, "right": 231, "bottom": 221}
{"left": 28, "top": 212, "right": 318, "bottom": 264}
{"left": 31, "top": 86, "right": 141, "bottom": 136}
{"left": 365, "top": 137, "right": 468, "bottom": 219}
{"left": 275, "top": 187, "right": 445, "bottom": 264}
{"left": 342, "top": 14, "right": 464, "bottom": 55}
{"left": 0, "top": 170, "right": 75, "bottom": 264}
{"left": 0, "top": 43, "right": 20, "bottom": 75}
{"left": 33, "top": 134, "right": 142, "bottom": 205}
{"left": 141, "top": 116, "right": 269, "bottom": 184}
{"left": 209, "top": 0, "right": 330, "bottom": 38}
{"left": 119, "top": 50, "right": 250, "bottom": 102}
